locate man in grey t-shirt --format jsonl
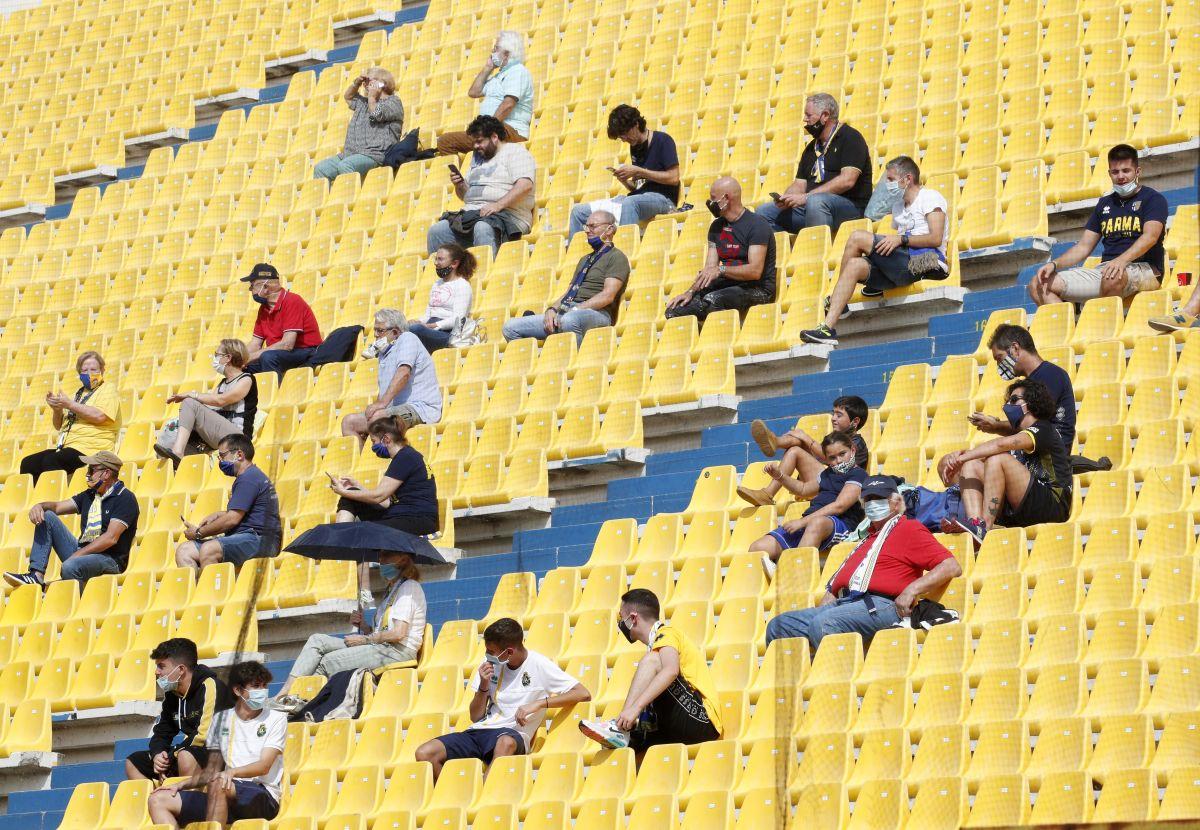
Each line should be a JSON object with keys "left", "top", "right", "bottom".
{"left": 427, "top": 115, "right": 535, "bottom": 254}
{"left": 341, "top": 309, "right": 442, "bottom": 445}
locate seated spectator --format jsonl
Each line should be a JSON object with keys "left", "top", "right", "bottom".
{"left": 154, "top": 339, "right": 257, "bottom": 466}
{"left": 341, "top": 309, "right": 442, "bottom": 439}
{"left": 973, "top": 324, "right": 1075, "bottom": 448}
{"left": 765, "top": 476, "right": 962, "bottom": 648}
{"left": 1150, "top": 281, "right": 1200, "bottom": 333}
{"left": 415, "top": 617, "right": 590, "bottom": 780}
{"left": 938, "top": 378, "right": 1072, "bottom": 547}
{"left": 567, "top": 105, "right": 680, "bottom": 237}
{"left": 748, "top": 431, "right": 867, "bottom": 579}
{"left": 148, "top": 661, "right": 285, "bottom": 828}
{"left": 436, "top": 31, "right": 533, "bottom": 154}
{"left": 241, "top": 264, "right": 324, "bottom": 377}
{"left": 739, "top": 395, "right": 870, "bottom": 506}
{"left": 276, "top": 550, "right": 426, "bottom": 697}
{"left": 1030, "top": 144, "right": 1166, "bottom": 306}
{"left": 427, "top": 115, "right": 536, "bottom": 255}
{"left": 126, "top": 638, "right": 232, "bottom": 782}
{"left": 502, "top": 210, "right": 630, "bottom": 344}
{"left": 20, "top": 350, "right": 119, "bottom": 483}
{"left": 175, "top": 435, "right": 281, "bottom": 570}
{"left": 666, "top": 176, "right": 776, "bottom": 322}
{"left": 755, "top": 93, "right": 872, "bottom": 234}
{"left": 408, "top": 244, "right": 477, "bottom": 354}
{"left": 314, "top": 68, "right": 404, "bottom": 182}
{"left": 4, "top": 451, "right": 138, "bottom": 587}
{"left": 801, "top": 155, "right": 949, "bottom": 347}
{"left": 331, "top": 415, "right": 440, "bottom": 536}
{"left": 579, "top": 589, "right": 722, "bottom": 758}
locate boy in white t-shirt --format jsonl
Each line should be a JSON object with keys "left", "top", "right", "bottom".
{"left": 147, "top": 661, "right": 286, "bottom": 827}
{"left": 801, "top": 155, "right": 950, "bottom": 348}
{"left": 415, "top": 617, "right": 591, "bottom": 780}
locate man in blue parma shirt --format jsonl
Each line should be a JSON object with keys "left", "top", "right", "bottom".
{"left": 1030, "top": 144, "right": 1167, "bottom": 305}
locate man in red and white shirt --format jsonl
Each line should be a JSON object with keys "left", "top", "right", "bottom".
{"left": 241, "top": 263, "right": 324, "bottom": 377}
{"left": 765, "top": 476, "right": 961, "bottom": 649}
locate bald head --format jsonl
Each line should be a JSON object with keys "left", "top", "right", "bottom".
{"left": 585, "top": 210, "right": 617, "bottom": 242}
{"left": 707, "top": 176, "right": 743, "bottom": 218}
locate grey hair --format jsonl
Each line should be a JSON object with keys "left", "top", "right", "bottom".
{"left": 590, "top": 209, "right": 616, "bottom": 225}
{"left": 807, "top": 93, "right": 839, "bottom": 119}
{"left": 495, "top": 30, "right": 525, "bottom": 62}
{"left": 375, "top": 308, "right": 407, "bottom": 332}
{"left": 885, "top": 155, "right": 921, "bottom": 182}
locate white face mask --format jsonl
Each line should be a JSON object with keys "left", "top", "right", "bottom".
{"left": 1113, "top": 180, "right": 1138, "bottom": 197}
{"left": 490, "top": 51, "right": 504, "bottom": 67}
{"left": 362, "top": 336, "right": 391, "bottom": 359}
{"left": 243, "top": 688, "right": 269, "bottom": 711}
{"left": 831, "top": 458, "right": 857, "bottom": 474}
{"left": 212, "top": 355, "right": 227, "bottom": 374}
{"left": 862, "top": 499, "right": 893, "bottom": 522}
{"left": 885, "top": 179, "right": 902, "bottom": 195}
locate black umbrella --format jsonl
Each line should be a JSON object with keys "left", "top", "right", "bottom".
{"left": 285, "top": 522, "right": 448, "bottom": 566}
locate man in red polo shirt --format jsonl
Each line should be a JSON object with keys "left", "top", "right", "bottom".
{"left": 765, "top": 476, "right": 961, "bottom": 649}
{"left": 241, "top": 264, "right": 324, "bottom": 377}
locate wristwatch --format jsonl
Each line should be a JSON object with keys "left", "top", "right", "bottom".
{"left": 718, "top": 262, "right": 726, "bottom": 276}
{"left": 901, "top": 234, "right": 910, "bottom": 248}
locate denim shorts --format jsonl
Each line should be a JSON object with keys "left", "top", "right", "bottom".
{"left": 217, "top": 531, "right": 276, "bottom": 567}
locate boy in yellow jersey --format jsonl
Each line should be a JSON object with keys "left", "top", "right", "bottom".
{"left": 580, "top": 589, "right": 722, "bottom": 761}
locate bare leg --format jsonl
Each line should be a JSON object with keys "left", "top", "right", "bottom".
{"left": 1183, "top": 283, "right": 1200, "bottom": 316}
{"left": 147, "top": 789, "right": 183, "bottom": 828}
{"left": 341, "top": 413, "right": 368, "bottom": 444}
{"left": 491, "top": 735, "right": 520, "bottom": 763}
{"left": 336, "top": 509, "right": 356, "bottom": 523}
{"left": 981, "top": 453, "right": 1032, "bottom": 530}
{"left": 1029, "top": 274, "right": 1065, "bottom": 305}
{"left": 955, "top": 459, "right": 987, "bottom": 520}
{"left": 196, "top": 540, "right": 226, "bottom": 568}
{"left": 824, "top": 231, "right": 874, "bottom": 328}
{"left": 799, "top": 516, "right": 834, "bottom": 549}
{"left": 763, "top": 446, "right": 825, "bottom": 498}
{"left": 176, "top": 751, "right": 201, "bottom": 779}
{"left": 749, "top": 533, "right": 784, "bottom": 563}
{"left": 125, "top": 758, "right": 148, "bottom": 780}
{"left": 415, "top": 739, "right": 448, "bottom": 780}
{"left": 175, "top": 541, "right": 202, "bottom": 568}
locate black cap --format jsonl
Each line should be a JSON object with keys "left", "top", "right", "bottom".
{"left": 241, "top": 263, "right": 280, "bottom": 283}
{"left": 860, "top": 476, "right": 899, "bottom": 499}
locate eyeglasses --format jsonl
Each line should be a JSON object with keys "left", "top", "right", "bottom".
{"left": 1006, "top": 395, "right": 1026, "bottom": 405}
{"left": 584, "top": 222, "right": 612, "bottom": 231}
{"left": 372, "top": 327, "right": 394, "bottom": 335}
{"left": 217, "top": 449, "right": 239, "bottom": 461}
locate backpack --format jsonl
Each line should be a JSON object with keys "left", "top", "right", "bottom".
{"left": 903, "top": 484, "right": 965, "bottom": 532}
{"left": 288, "top": 667, "right": 369, "bottom": 724}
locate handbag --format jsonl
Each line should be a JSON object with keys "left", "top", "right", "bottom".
{"left": 448, "top": 315, "right": 485, "bottom": 348}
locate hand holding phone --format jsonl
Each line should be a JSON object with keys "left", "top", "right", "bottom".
{"left": 448, "top": 163, "right": 463, "bottom": 183}
{"left": 769, "top": 192, "right": 782, "bottom": 201}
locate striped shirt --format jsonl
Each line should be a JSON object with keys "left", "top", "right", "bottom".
{"left": 341, "top": 94, "right": 405, "bottom": 163}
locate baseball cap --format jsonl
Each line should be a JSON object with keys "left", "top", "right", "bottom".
{"left": 860, "top": 476, "right": 899, "bottom": 499}
{"left": 80, "top": 451, "right": 123, "bottom": 473}
{"left": 240, "top": 263, "right": 280, "bottom": 283}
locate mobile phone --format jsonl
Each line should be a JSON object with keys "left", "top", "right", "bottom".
{"left": 606, "top": 166, "right": 616, "bottom": 172}
{"left": 325, "top": 471, "right": 337, "bottom": 481}
{"left": 448, "top": 163, "right": 462, "bottom": 178}
{"left": 770, "top": 192, "right": 782, "bottom": 201}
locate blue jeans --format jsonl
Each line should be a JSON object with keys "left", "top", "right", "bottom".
{"left": 502, "top": 307, "right": 612, "bottom": 344}
{"left": 764, "top": 594, "right": 900, "bottom": 649}
{"left": 30, "top": 512, "right": 121, "bottom": 582}
{"left": 217, "top": 530, "right": 278, "bottom": 567}
{"left": 426, "top": 218, "right": 501, "bottom": 254}
{"left": 568, "top": 192, "right": 676, "bottom": 236}
{"left": 409, "top": 324, "right": 453, "bottom": 352}
{"left": 313, "top": 153, "right": 378, "bottom": 181}
{"left": 755, "top": 193, "right": 863, "bottom": 234}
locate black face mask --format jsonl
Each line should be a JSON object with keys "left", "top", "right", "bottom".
{"left": 617, "top": 616, "right": 636, "bottom": 643}
{"left": 705, "top": 198, "right": 724, "bottom": 218}
{"left": 630, "top": 138, "right": 649, "bottom": 155}
{"left": 435, "top": 265, "right": 453, "bottom": 279}
{"left": 252, "top": 294, "right": 269, "bottom": 305}
{"left": 805, "top": 120, "right": 824, "bottom": 139}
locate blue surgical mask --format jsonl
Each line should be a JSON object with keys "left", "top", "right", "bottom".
{"left": 586, "top": 235, "right": 605, "bottom": 251}
{"left": 885, "top": 179, "right": 902, "bottom": 195}
{"left": 79, "top": 372, "right": 101, "bottom": 390}
{"left": 862, "top": 499, "right": 893, "bottom": 522}
{"left": 371, "top": 442, "right": 390, "bottom": 459}
{"left": 1003, "top": 402, "right": 1026, "bottom": 431}
{"left": 379, "top": 563, "right": 401, "bottom": 582}
{"left": 156, "top": 666, "right": 183, "bottom": 694}
{"left": 243, "top": 688, "right": 269, "bottom": 711}
{"left": 218, "top": 460, "right": 237, "bottom": 477}
{"left": 485, "top": 650, "right": 511, "bottom": 668}
{"left": 1113, "top": 180, "right": 1138, "bottom": 198}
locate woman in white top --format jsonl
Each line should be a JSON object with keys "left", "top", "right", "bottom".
{"left": 408, "top": 244, "right": 477, "bottom": 353}
{"left": 276, "top": 549, "right": 427, "bottom": 697}
{"left": 154, "top": 339, "right": 258, "bottom": 466}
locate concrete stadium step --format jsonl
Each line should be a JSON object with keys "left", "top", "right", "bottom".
{"left": 8, "top": 786, "right": 74, "bottom": 815}
{"left": 0, "top": 811, "right": 62, "bottom": 830}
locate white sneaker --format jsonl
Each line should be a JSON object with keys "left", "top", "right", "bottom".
{"left": 761, "top": 553, "right": 778, "bottom": 581}
{"left": 359, "top": 588, "right": 375, "bottom": 607}
{"left": 578, "top": 717, "right": 630, "bottom": 749}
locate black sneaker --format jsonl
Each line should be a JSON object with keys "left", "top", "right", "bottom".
{"left": 4, "top": 571, "right": 43, "bottom": 588}
{"left": 860, "top": 286, "right": 884, "bottom": 298}
{"left": 800, "top": 324, "right": 839, "bottom": 346}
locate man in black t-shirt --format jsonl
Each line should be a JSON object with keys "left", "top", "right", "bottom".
{"left": 666, "top": 177, "right": 776, "bottom": 322}
{"left": 1030, "top": 144, "right": 1167, "bottom": 305}
{"left": 938, "top": 379, "right": 1072, "bottom": 548}
{"left": 972, "top": 324, "right": 1076, "bottom": 448}
{"left": 568, "top": 105, "right": 681, "bottom": 237}
{"left": 755, "top": 93, "right": 872, "bottom": 234}
{"left": 5, "top": 450, "right": 139, "bottom": 587}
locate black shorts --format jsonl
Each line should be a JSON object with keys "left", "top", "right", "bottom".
{"left": 335, "top": 500, "right": 439, "bottom": 536}
{"left": 628, "top": 677, "right": 720, "bottom": 752}
{"left": 126, "top": 745, "right": 209, "bottom": 779}
{"left": 1000, "top": 477, "right": 1070, "bottom": 528}
{"left": 436, "top": 727, "right": 526, "bottom": 763}
{"left": 178, "top": 780, "right": 278, "bottom": 825}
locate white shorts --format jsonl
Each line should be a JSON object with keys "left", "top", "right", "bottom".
{"left": 1056, "top": 262, "right": 1159, "bottom": 302}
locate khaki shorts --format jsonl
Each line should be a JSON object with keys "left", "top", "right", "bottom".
{"left": 382, "top": 404, "right": 424, "bottom": 427}
{"left": 1057, "top": 262, "right": 1159, "bottom": 302}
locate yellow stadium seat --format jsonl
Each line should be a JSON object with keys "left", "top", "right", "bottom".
{"left": 0, "top": 698, "right": 51, "bottom": 755}
{"left": 1092, "top": 767, "right": 1157, "bottom": 822}
{"left": 99, "top": 779, "right": 152, "bottom": 830}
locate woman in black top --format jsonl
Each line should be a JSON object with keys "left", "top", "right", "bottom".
{"left": 330, "top": 415, "right": 440, "bottom": 536}
{"left": 154, "top": 339, "right": 257, "bottom": 466}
